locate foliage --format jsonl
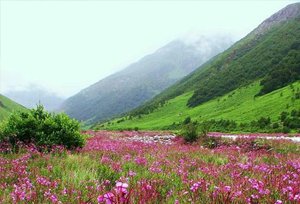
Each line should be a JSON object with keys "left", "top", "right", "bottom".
{"left": 182, "top": 116, "right": 191, "bottom": 125}
{"left": 187, "top": 20, "right": 300, "bottom": 107}
{"left": 201, "top": 137, "right": 218, "bottom": 148}
{"left": 180, "top": 121, "right": 198, "bottom": 143}
{"left": 258, "top": 48, "right": 300, "bottom": 95}
{"left": 1, "top": 130, "right": 300, "bottom": 203}
{"left": 0, "top": 105, "right": 85, "bottom": 149}
{"left": 197, "top": 109, "right": 300, "bottom": 133}
{"left": 100, "top": 81, "right": 300, "bottom": 132}
{"left": 0, "top": 94, "right": 27, "bottom": 121}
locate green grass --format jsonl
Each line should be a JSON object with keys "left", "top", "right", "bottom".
{"left": 0, "top": 94, "right": 27, "bottom": 121}
{"left": 100, "top": 81, "right": 300, "bottom": 130}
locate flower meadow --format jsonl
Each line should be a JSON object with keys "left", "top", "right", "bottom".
{"left": 0, "top": 131, "right": 300, "bottom": 203}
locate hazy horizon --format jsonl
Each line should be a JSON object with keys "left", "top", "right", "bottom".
{"left": 1, "top": 0, "right": 298, "bottom": 98}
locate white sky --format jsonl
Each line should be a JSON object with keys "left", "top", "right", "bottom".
{"left": 0, "top": 0, "right": 298, "bottom": 97}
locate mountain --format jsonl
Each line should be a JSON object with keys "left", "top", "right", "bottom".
{"left": 100, "top": 81, "right": 300, "bottom": 130}
{"left": 97, "top": 3, "right": 300, "bottom": 130}
{"left": 61, "top": 35, "right": 233, "bottom": 123}
{"left": 5, "top": 85, "right": 65, "bottom": 111}
{"left": 0, "top": 94, "right": 27, "bottom": 121}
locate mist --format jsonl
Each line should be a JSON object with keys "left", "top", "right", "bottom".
{"left": 4, "top": 84, "right": 65, "bottom": 111}
{"left": 0, "top": 0, "right": 297, "bottom": 98}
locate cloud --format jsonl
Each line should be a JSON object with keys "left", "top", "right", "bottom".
{"left": 4, "top": 84, "right": 65, "bottom": 111}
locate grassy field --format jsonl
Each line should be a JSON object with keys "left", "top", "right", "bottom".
{"left": 0, "top": 94, "right": 27, "bottom": 121}
{"left": 100, "top": 81, "right": 300, "bottom": 130}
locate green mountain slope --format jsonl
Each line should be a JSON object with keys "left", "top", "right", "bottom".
{"left": 95, "top": 3, "right": 300, "bottom": 131}
{"left": 129, "top": 3, "right": 300, "bottom": 116}
{"left": 0, "top": 94, "right": 27, "bottom": 121}
{"left": 97, "top": 81, "right": 300, "bottom": 130}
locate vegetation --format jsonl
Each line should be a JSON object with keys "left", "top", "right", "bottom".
{"left": 195, "top": 108, "right": 300, "bottom": 133}
{"left": 180, "top": 118, "right": 198, "bottom": 143}
{"left": 1, "top": 131, "right": 299, "bottom": 203}
{"left": 97, "top": 81, "right": 300, "bottom": 132}
{"left": 0, "top": 105, "right": 85, "bottom": 150}
{"left": 188, "top": 19, "right": 300, "bottom": 107}
{"left": 127, "top": 17, "right": 300, "bottom": 117}
{"left": 0, "top": 94, "right": 27, "bottom": 121}
{"left": 1, "top": 3, "right": 300, "bottom": 204}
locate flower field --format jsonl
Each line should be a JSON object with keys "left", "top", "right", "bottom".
{"left": 1, "top": 131, "right": 300, "bottom": 203}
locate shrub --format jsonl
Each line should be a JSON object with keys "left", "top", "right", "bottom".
{"left": 197, "top": 122, "right": 219, "bottom": 148}
{"left": 272, "top": 122, "right": 279, "bottom": 129}
{"left": 257, "top": 117, "right": 271, "bottom": 129}
{"left": 181, "top": 122, "right": 198, "bottom": 143}
{"left": 280, "top": 111, "right": 288, "bottom": 122}
{"left": 0, "top": 105, "right": 85, "bottom": 150}
{"left": 201, "top": 136, "right": 220, "bottom": 149}
{"left": 183, "top": 116, "right": 191, "bottom": 125}
{"left": 199, "top": 121, "right": 210, "bottom": 138}
{"left": 282, "top": 126, "right": 290, "bottom": 134}
{"left": 252, "top": 139, "right": 272, "bottom": 151}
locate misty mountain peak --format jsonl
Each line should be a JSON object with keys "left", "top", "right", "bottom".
{"left": 253, "top": 3, "right": 300, "bottom": 35}
{"left": 61, "top": 33, "right": 234, "bottom": 123}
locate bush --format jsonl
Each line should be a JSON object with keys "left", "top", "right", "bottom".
{"left": 272, "top": 122, "right": 279, "bottom": 129}
{"left": 181, "top": 122, "right": 198, "bottom": 143}
{"left": 282, "top": 126, "right": 290, "bottom": 134}
{"left": 201, "top": 136, "right": 220, "bottom": 149}
{"left": 257, "top": 117, "right": 271, "bottom": 129}
{"left": 183, "top": 116, "right": 191, "bottom": 125}
{"left": 197, "top": 122, "right": 219, "bottom": 148}
{"left": 0, "top": 105, "right": 85, "bottom": 150}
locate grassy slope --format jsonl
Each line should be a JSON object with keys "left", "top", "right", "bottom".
{"left": 0, "top": 94, "right": 27, "bottom": 121}
{"left": 100, "top": 81, "right": 300, "bottom": 130}
{"left": 129, "top": 17, "right": 300, "bottom": 116}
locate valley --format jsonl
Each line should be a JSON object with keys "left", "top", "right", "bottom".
{"left": 0, "top": 2, "right": 300, "bottom": 204}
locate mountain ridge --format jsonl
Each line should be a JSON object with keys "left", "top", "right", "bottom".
{"left": 61, "top": 35, "right": 233, "bottom": 123}
{"left": 96, "top": 3, "right": 300, "bottom": 131}
{"left": 126, "top": 2, "right": 300, "bottom": 117}
{"left": 251, "top": 2, "right": 300, "bottom": 36}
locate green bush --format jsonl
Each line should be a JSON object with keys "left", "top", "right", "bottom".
{"left": 197, "top": 122, "right": 220, "bottom": 148}
{"left": 181, "top": 122, "right": 198, "bottom": 143}
{"left": 0, "top": 105, "right": 85, "bottom": 149}
{"left": 282, "top": 126, "right": 290, "bottom": 134}
{"left": 201, "top": 136, "right": 220, "bottom": 149}
{"left": 183, "top": 116, "right": 191, "bottom": 125}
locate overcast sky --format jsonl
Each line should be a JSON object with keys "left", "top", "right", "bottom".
{"left": 0, "top": 0, "right": 298, "bottom": 97}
